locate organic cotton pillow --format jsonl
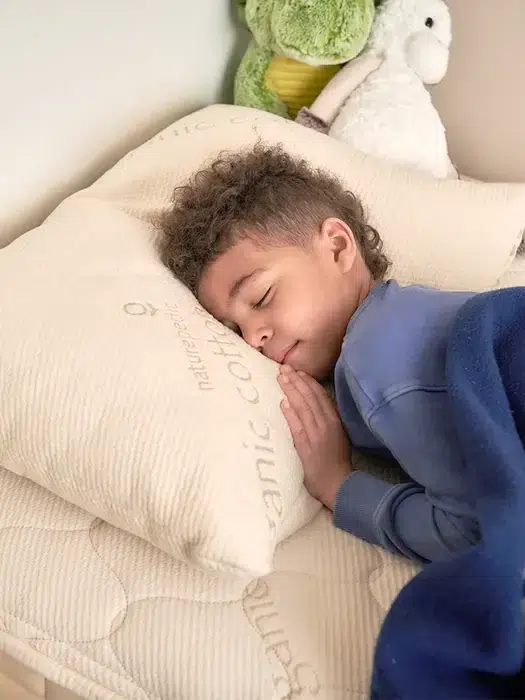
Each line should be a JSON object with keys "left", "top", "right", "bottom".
{"left": 0, "top": 105, "right": 524, "bottom": 577}
{"left": 0, "top": 212, "right": 319, "bottom": 577}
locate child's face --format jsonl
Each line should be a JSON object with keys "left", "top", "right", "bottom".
{"left": 198, "top": 218, "right": 372, "bottom": 380}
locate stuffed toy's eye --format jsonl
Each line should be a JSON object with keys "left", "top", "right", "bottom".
{"left": 425, "top": 17, "right": 435, "bottom": 28}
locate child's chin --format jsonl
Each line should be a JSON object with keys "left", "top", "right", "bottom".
{"left": 283, "top": 342, "right": 335, "bottom": 380}
{"left": 295, "top": 358, "right": 329, "bottom": 382}
{"left": 311, "top": 357, "right": 338, "bottom": 382}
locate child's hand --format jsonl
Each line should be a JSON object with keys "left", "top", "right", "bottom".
{"left": 278, "top": 365, "right": 352, "bottom": 511}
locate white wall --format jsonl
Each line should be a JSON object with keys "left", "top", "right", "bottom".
{"left": 0, "top": 0, "right": 241, "bottom": 244}
{"left": 431, "top": 0, "right": 525, "bottom": 182}
{"left": 1, "top": 0, "right": 522, "bottom": 247}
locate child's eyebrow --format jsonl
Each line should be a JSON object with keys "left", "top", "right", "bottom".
{"left": 229, "top": 267, "right": 267, "bottom": 300}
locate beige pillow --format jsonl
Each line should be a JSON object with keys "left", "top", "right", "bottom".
{"left": 89, "top": 105, "right": 524, "bottom": 292}
{"left": 0, "top": 105, "right": 523, "bottom": 577}
{"left": 0, "top": 217, "right": 319, "bottom": 577}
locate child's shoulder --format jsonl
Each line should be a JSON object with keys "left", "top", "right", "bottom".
{"left": 356, "top": 279, "right": 474, "bottom": 327}
{"left": 348, "top": 279, "right": 467, "bottom": 342}
{"left": 336, "top": 281, "right": 475, "bottom": 408}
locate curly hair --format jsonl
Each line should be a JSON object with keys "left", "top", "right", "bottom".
{"left": 157, "top": 143, "right": 390, "bottom": 295}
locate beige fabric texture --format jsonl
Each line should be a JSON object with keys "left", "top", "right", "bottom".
{"left": 1, "top": 105, "right": 525, "bottom": 580}
{"left": 0, "top": 461, "right": 417, "bottom": 700}
{"left": 1, "top": 268, "right": 524, "bottom": 700}
{"left": 0, "top": 218, "right": 319, "bottom": 579}
{"left": 496, "top": 254, "right": 525, "bottom": 289}
{"left": 0, "top": 650, "right": 82, "bottom": 700}
{"left": 83, "top": 106, "right": 524, "bottom": 293}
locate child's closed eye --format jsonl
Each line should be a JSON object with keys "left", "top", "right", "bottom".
{"left": 253, "top": 287, "right": 272, "bottom": 309}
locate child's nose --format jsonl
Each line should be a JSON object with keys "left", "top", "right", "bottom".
{"left": 244, "top": 323, "right": 272, "bottom": 353}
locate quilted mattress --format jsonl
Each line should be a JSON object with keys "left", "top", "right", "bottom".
{"left": 0, "top": 450, "right": 418, "bottom": 700}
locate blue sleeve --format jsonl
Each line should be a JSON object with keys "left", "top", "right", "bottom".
{"left": 333, "top": 390, "right": 481, "bottom": 563}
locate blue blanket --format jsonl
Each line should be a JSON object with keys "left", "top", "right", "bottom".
{"left": 371, "top": 287, "right": 525, "bottom": 699}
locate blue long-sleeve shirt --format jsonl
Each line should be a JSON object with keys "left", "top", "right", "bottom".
{"left": 333, "top": 280, "right": 479, "bottom": 563}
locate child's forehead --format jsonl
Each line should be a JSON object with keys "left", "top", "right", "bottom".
{"left": 198, "top": 240, "right": 263, "bottom": 316}
{"left": 227, "top": 237, "right": 308, "bottom": 271}
{"left": 204, "top": 239, "right": 299, "bottom": 294}
{"left": 223, "top": 236, "right": 276, "bottom": 266}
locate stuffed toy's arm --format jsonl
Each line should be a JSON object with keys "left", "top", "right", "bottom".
{"left": 296, "top": 54, "right": 382, "bottom": 131}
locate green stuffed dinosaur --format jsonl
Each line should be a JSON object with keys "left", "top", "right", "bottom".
{"left": 234, "top": 0, "right": 375, "bottom": 119}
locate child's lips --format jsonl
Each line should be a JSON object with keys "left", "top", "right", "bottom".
{"left": 280, "top": 342, "right": 298, "bottom": 364}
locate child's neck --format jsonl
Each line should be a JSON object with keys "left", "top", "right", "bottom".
{"left": 358, "top": 275, "right": 375, "bottom": 307}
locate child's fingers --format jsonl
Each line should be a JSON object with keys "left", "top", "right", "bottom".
{"left": 280, "top": 398, "right": 310, "bottom": 450}
{"left": 297, "top": 371, "right": 339, "bottom": 421}
{"left": 278, "top": 372, "right": 318, "bottom": 437}
{"left": 281, "top": 366, "right": 324, "bottom": 419}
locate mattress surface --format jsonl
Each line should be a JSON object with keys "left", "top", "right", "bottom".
{"left": 0, "top": 650, "right": 82, "bottom": 699}
{"left": 0, "top": 452, "right": 417, "bottom": 700}
{"left": 496, "top": 253, "right": 525, "bottom": 289}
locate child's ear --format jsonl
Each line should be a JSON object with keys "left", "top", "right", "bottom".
{"left": 319, "top": 218, "right": 357, "bottom": 273}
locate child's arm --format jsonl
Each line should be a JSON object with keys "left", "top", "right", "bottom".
{"left": 333, "top": 387, "right": 480, "bottom": 563}
{"left": 333, "top": 473, "right": 479, "bottom": 562}
{"left": 279, "top": 365, "right": 480, "bottom": 564}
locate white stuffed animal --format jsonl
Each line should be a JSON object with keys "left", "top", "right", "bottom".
{"left": 298, "top": 0, "right": 457, "bottom": 179}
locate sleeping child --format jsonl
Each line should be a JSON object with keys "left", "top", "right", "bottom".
{"left": 157, "top": 142, "right": 481, "bottom": 564}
